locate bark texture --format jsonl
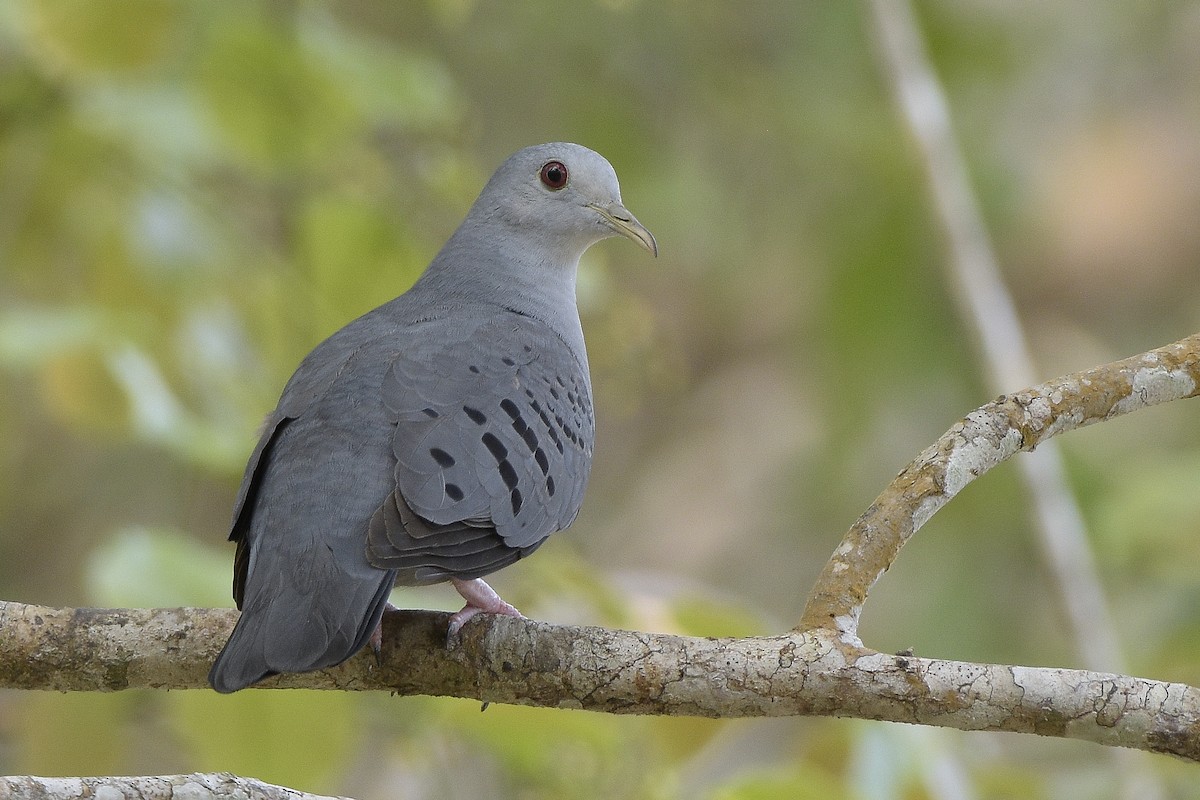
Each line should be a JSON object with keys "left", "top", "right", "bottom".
{"left": 800, "top": 334, "right": 1200, "bottom": 638}
{"left": 0, "top": 772, "right": 351, "bottom": 799}
{"left": 1, "top": 334, "right": 1199, "bottom": 768}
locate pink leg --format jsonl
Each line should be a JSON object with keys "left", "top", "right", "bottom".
{"left": 447, "top": 578, "right": 524, "bottom": 637}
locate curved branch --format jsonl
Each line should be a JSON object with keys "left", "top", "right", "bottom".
{"left": 799, "top": 333, "right": 1200, "bottom": 639}
{"left": 2, "top": 335, "right": 1199, "bottom": 763}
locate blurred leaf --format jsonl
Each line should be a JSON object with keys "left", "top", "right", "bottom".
{"left": 444, "top": 701, "right": 660, "bottom": 799}
{"left": 670, "top": 594, "right": 768, "bottom": 638}
{"left": 0, "top": 306, "right": 109, "bottom": 367}
{"left": 711, "top": 765, "right": 854, "bottom": 800}
{"left": 299, "top": 7, "right": 463, "bottom": 130}
{"left": 508, "top": 544, "right": 635, "bottom": 627}
{"left": 86, "top": 526, "right": 230, "bottom": 607}
{"left": 168, "top": 689, "right": 359, "bottom": 792}
{"left": 1092, "top": 453, "right": 1200, "bottom": 581}
{"left": 15, "top": 692, "right": 138, "bottom": 775}
{"left": 40, "top": 348, "right": 130, "bottom": 434}
{"left": 299, "top": 193, "right": 421, "bottom": 329}
{"left": 23, "top": 0, "right": 179, "bottom": 76}
{"left": 196, "top": 17, "right": 358, "bottom": 171}
{"left": 75, "top": 86, "right": 221, "bottom": 171}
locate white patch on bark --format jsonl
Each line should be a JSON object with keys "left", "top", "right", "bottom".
{"left": 1113, "top": 366, "right": 1196, "bottom": 416}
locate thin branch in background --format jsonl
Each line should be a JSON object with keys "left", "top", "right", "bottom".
{"left": 865, "top": 0, "right": 1160, "bottom": 794}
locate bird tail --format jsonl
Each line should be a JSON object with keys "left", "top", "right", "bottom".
{"left": 208, "top": 572, "right": 396, "bottom": 693}
{"left": 207, "top": 623, "right": 273, "bottom": 690}
{"left": 208, "top": 612, "right": 276, "bottom": 693}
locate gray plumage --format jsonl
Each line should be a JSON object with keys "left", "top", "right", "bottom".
{"left": 209, "top": 143, "right": 656, "bottom": 692}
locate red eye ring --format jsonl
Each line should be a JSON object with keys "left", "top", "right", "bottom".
{"left": 539, "top": 161, "right": 569, "bottom": 190}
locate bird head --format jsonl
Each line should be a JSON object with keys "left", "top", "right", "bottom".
{"left": 477, "top": 142, "right": 658, "bottom": 258}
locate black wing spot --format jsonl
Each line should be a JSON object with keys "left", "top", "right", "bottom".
{"left": 429, "top": 447, "right": 455, "bottom": 468}
{"left": 421, "top": 407, "right": 439, "bottom": 418}
{"left": 546, "top": 476, "right": 555, "bottom": 497}
{"left": 469, "top": 365, "right": 480, "bottom": 374}
{"left": 555, "top": 414, "right": 579, "bottom": 445}
{"left": 518, "top": 425, "right": 538, "bottom": 453}
{"left": 534, "top": 447, "right": 549, "bottom": 475}
{"left": 510, "top": 487, "right": 523, "bottom": 515}
{"left": 501, "top": 398, "right": 540, "bottom": 453}
{"left": 529, "top": 399, "right": 564, "bottom": 454}
{"left": 502, "top": 357, "right": 516, "bottom": 367}
{"left": 445, "top": 483, "right": 465, "bottom": 502}
{"left": 523, "top": 344, "right": 533, "bottom": 353}
{"left": 481, "top": 432, "right": 508, "bottom": 461}
{"left": 463, "top": 406, "right": 487, "bottom": 425}
{"left": 497, "top": 459, "right": 519, "bottom": 491}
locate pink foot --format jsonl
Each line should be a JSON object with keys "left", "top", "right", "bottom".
{"left": 446, "top": 578, "right": 523, "bottom": 638}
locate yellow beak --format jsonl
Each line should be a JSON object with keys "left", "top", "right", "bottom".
{"left": 588, "top": 202, "right": 658, "bottom": 257}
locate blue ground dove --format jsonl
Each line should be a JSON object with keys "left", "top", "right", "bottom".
{"left": 208, "top": 143, "right": 656, "bottom": 692}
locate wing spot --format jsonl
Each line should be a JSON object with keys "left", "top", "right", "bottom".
{"left": 429, "top": 447, "right": 455, "bottom": 468}
{"left": 546, "top": 476, "right": 556, "bottom": 496}
{"left": 501, "top": 398, "right": 540, "bottom": 454}
{"left": 519, "top": 426, "right": 538, "bottom": 453}
{"left": 481, "top": 432, "right": 508, "bottom": 461}
{"left": 463, "top": 406, "right": 487, "bottom": 425}
{"left": 498, "top": 460, "right": 519, "bottom": 491}
{"left": 502, "top": 357, "right": 516, "bottom": 367}
{"left": 511, "top": 488, "right": 523, "bottom": 515}
{"left": 529, "top": 399, "right": 564, "bottom": 454}
{"left": 555, "top": 414, "right": 579, "bottom": 445}
{"left": 469, "top": 365, "right": 481, "bottom": 374}
{"left": 534, "top": 447, "right": 549, "bottom": 475}
{"left": 421, "top": 407, "right": 439, "bottom": 418}
{"left": 445, "top": 483, "right": 465, "bottom": 502}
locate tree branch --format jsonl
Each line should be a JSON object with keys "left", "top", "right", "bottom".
{"left": 799, "top": 332, "right": 1200, "bottom": 639}
{"left": 3, "top": 602, "right": 1200, "bottom": 759}
{"left": 2, "top": 335, "right": 1199, "bottom": 763}
{"left": 0, "top": 772, "right": 352, "bottom": 800}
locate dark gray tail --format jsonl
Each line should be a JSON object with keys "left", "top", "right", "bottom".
{"left": 208, "top": 612, "right": 277, "bottom": 693}
{"left": 208, "top": 572, "right": 396, "bottom": 693}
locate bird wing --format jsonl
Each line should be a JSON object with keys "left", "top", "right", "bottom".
{"left": 211, "top": 312, "right": 403, "bottom": 692}
{"left": 366, "top": 311, "right": 594, "bottom": 582}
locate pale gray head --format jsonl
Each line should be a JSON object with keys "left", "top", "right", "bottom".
{"left": 469, "top": 142, "right": 657, "bottom": 258}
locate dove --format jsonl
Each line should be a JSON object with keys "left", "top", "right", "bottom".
{"left": 208, "top": 143, "right": 657, "bottom": 692}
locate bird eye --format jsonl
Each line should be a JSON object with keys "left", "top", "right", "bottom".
{"left": 539, "top": 161, "right": 569, "bottom": 190}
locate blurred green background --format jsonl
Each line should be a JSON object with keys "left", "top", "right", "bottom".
{"left": 2, "top": 1, "right": 1200, "bottom": 797}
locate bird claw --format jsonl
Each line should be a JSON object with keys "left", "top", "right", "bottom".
{"left": 368, "top": 624, "right": 384, "bottom": 664}
{"left": 445, "top": 578, "right": 524, "bottom": 645}
{"left": 369, "top": 602, "right": 399, "bottom": 665}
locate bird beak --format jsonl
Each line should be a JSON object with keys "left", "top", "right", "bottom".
{"left": 588, "top": 202, "right": 658, "bottom": 257}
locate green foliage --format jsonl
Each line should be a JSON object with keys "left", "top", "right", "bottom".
{"left": 170, "top": 689, "right": 359, "bottom": 792}
{"left": 87, "top": 526, "right": 231, "bottom": 608}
